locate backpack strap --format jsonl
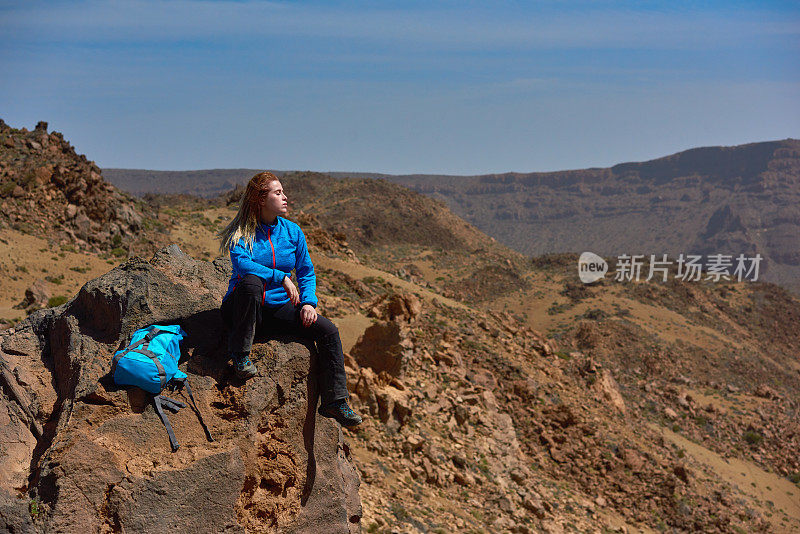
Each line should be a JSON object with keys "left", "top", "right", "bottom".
{"left": 111, "top": 336, "right": 147, "bottom": 378}
{"left": 133, "top": 348, "right": 168, "bottom": 390}
{"left": 143, "top": 327, "right": 168, "bottom": 341}
{"left": 153, "top": 395, "right": 180, "bottom": 452}
{"left": 158, "top": 395, "right": 186, "bottom": 413}
{"left": 171, "top": 377, "right": 214, "bottom": 443}
{"left": 111, "top": 328, "right": 171, "bottom": 389}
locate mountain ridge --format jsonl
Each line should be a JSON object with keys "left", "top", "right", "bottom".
{"left": 103, "top": 138, "right": 799, "bottom": 194}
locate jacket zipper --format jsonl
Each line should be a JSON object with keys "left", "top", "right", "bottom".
{"left": 267, "top": 228, "right": 276, "bottom": 268}
{"left": 263, "top": 227, "right": 277, "bottom": 304}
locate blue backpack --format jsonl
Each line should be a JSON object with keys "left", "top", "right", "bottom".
{"left": 111, "top": 325, "right": 213, "bottom": 451}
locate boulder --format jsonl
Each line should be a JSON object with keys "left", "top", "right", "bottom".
{"left": 0, "top": 245, "right": 362, "bottom": 532}
{"left": 594, "top": 370, "right": 627, "bottom": 415}
{"left": 0, "top": 389, "right": 38, "bottom": 490}
{"left": 72, "top": 213, "right": 92, "bottom": 241}
{"left": 350, "top": 367, "right": 410, "bottom": 429}
{"left": 366, "top": 293, "right": 421, "bottom": 323}
{"left": 753, "top": 384, "right": 781, "bottom": 400}
{"left": 0, "top": 490, "right": 37, "bottom": 532}
{"left": 350, "top": 321, "right": 406, "bottom": 377}
{"left": 113, "top": 202, "right": 143, "bottom": 231}
{"left": 14, "top": 279, "right": 50, "bottom": 312}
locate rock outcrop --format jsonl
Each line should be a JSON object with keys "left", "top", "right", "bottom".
{"left": 0, "top": 245, "right": 361, "bottom": 532}
{"left": 0, "top": 119, "right": 153, "bottom": 253}
{"left": 13, "top": 279, "right": 51, "bottom": 314}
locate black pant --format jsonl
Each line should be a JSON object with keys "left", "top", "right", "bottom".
{"left": 220, "top": 274, "right": 349, "bottom": 404}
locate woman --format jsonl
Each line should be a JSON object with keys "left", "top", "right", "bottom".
{"left": 218, "top": 171, "right": 361, "bottom": 427}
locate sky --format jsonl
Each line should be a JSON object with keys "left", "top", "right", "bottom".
{"left": 1, "top": 0, "right": 798, "bottom": 175}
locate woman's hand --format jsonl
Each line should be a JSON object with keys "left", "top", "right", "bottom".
{"left": 282, "top": 276, "right": 300, "bottom": 305}
{"left": 300, "top": 304, "right": 318, "bottom": 327}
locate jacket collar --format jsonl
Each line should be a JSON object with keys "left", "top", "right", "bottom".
{"left": 257, "top": 216, "right": 281, "bottom": 235}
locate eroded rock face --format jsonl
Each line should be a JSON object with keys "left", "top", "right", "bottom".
{"left": 0, "top": 246, "right": 361, "bottom": 533}
{"left": 350, "top": 293, "right": 420, "bottom": 378}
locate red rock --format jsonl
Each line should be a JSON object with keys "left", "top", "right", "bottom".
{"left": 673, "top": 464, "right": 690, "bottom": 483}
{"left": 453, "top": 471, "right": 474, "bottom": 487}
{"left": 595, "top": 370, "right": 627, "bottom": 415}
{"left": 754, "top": 384, "right": 781, "bottom": 400}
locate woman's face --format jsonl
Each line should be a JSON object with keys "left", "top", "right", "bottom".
{"left": 260, "top": 180, "right": 288, "bottom": 220}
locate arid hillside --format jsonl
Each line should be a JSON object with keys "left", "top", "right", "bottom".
{"left": 0, "top": 119, "right": 194, "bottom": 325}
{"left": 0, "top": 119, "right": 170, "bottom": 255}
{"left": 1, "top": 122, "right": 799, "bottom": 533}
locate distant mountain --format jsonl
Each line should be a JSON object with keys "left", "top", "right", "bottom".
{"left": 103, "top": 168, "right": 265, "bottom": 197}
{"left": 103, "top": 139, "right": 800, "bottom": 293}
{"left": 385, "top": 139, "right": 800, "bottom": 294}
{"left": 102, "top": 167, "right": 388, "bottom": 197}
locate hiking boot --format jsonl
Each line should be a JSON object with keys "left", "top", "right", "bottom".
{"left": 233, "top": 352, "right": 257, "bottom": 380}
{"left": 318, "top": 399, "right": 362, "bottom": 427}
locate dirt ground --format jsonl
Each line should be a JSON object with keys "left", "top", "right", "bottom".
{"left": 0, "top": 229, "right": 123, "bottom": 324}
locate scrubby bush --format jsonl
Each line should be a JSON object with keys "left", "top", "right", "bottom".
{"left": 0, "top": 181, "right": 17, "bottom": 196}
{"left": 743, "top": 430, "right": 763, "bottom": 446}
{"left": 47, "top": 296, "right": 68, "bottom": 308}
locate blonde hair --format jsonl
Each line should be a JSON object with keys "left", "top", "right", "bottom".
{"left": 218, "top": 171, "right": 280, "bottom": 254}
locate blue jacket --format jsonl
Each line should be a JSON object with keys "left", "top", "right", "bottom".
{"left": 223, "top": 217, "right": 318, "bottom": 308}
